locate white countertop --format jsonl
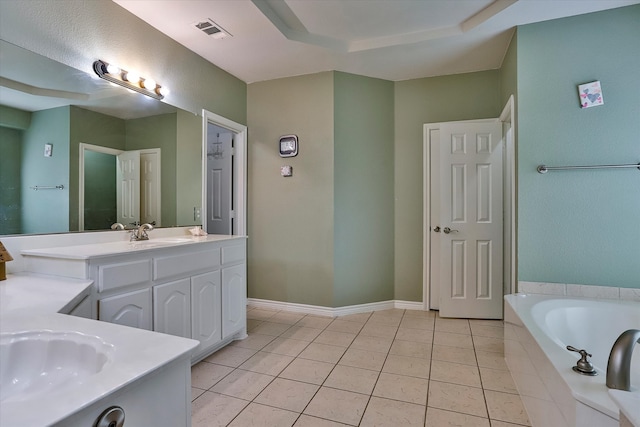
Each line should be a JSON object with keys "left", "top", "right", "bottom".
{"left": 609, "top": 390, "right": 640, "bottom": 427}
{"left": 20, "top": 234, "right": 246, "bottom": 260}
{"left": 0, "top": 273, "right": 92, "bottom": 314}
{"left": 0, "top": 273, "right": 198, "bottom": 427}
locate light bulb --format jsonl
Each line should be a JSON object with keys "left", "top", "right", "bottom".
{"left": 106, "top": 64, "right": 120, "bottom": 75}
{"left": 124, "top": 71, "right": 140, "bottom": 85}
{"left": 156, "top": 86, "right": 169, "bottom": 97}
{"left": 142, "top": 78, "right": 156, "bottom": 90}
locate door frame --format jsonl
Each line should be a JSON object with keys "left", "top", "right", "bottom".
{"left": 422, "top": 95, "right": 517, "bottom": 311}
{"left": 201, "top": 110, "right": 247, "bottom": 236}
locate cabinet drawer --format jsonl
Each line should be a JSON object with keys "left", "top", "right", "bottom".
{"left": 98, "top": 259, "right": 151, "bottom": 292}
{"left": 221, "top": 244, "right": 245, "bottom": 265}
{"left": 153, "top": 248, "right": 220, "bottom": 281}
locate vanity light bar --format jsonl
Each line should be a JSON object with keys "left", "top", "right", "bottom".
{"left": 93, "top": 60, "right": 166, "bottom": 100}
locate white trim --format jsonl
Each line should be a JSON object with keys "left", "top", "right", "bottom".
{"left": 202, "top": 110, "right": 247, "bottom": 236}
{"left": 499, "top": 95, "right": 517, "bottom": 295}
{"left": 247, "top": 298, "right": 426, "bottom": 317}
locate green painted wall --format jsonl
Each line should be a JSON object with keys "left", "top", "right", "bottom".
{"left": 0, "top": 126, "right": 22, "bottom": 234}
{"left": 83, "top": 150, "right": 116, "bottom": 230}
{"left": 516, "top": 5, "right": 640, "bottom": 288}
{"left": 0, "top": 105, "right": 31, "bottom": 130}
{"left": 69, "top": 106, "right": 126, "bottom": 231}
{"left": 126, "top": 113, "right": 177, "bottom": 227}
{"left": 394, "top": 71, "right": 502, "bottom": 302}
{"left": 500, "top": 31, "right": 517, "bottom": 108}
{"left": 176, "top": 110, "right": 202, "bottom": 226}
{"left": 21, "top": 106, "right": 70, "bottom": 234}
{"left": 247, "top": 72, "right": 335, "bottom": 307}
{"left": 334, "top": 72, "right": 395, "bottom": 306}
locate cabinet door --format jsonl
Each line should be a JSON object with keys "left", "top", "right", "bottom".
{"left": 222, "top": 263, "right": 246, "bottom": 338}
{"left": 99, "top": 288, "right": 152, "bottom": 330}
{"left": 154, "top": 278, "right": 191, "bottom": 338}
{"left": 191, "top": 271, "right": 222, "bottom": 351}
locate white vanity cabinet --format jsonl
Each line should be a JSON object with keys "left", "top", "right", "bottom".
{"left": 22, "top": 236, "right": 247, "bottom": 363}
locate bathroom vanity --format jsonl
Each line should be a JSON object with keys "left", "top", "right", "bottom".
{"left": 20, "top": 234, "right": 247, "bottom": 363}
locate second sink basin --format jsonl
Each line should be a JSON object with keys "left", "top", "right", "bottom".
{"left": 0, "top": 330, "right": 113, "bottom": 403}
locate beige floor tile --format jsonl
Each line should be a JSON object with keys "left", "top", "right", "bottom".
{"left": 338, "top": 347, "right": 387, "bottom": 371}
{"left": 469, "top": 319, "right": 504, "bottom": 327}
{"left": 327, "top": 319, "right": 365, "bottom": 334}
{"left": 372, "top": 372, "right": 429, "bottom": 405}
{"left": 228, "top": 402, "right": 299, "bottom": 427}
{"left": 304, "top": 387, "right": 370, "bottom": 426}
{"left": 314, "top": 330, "right": 357, "bottom": 347}
{"left": 479, "top": 367, "right": 518, "bottom": 393}
{"left": 261, "top": 336, "right": 310, "bottom": 357}
{"left": 250, "top": 321, "right": 293, "bottom": 336}
{"left": 247, "top": 319, "right": 262, "bottom": 331}
{"left": 425, "top": 407, "right": 490, "bottom": 427}
{"left": 269, "top": 311, "right": 307, "bottom": 325}
{"left": 336, "top": 312, "right": 372, "bottom": 324}
{"left": 230, "top": 333, "right": 276, "bottom": 350}
{"left": 204, "top": 346, "right": 258, "bottom": 368}
{"left": 324, "top": 365, "right": 379, "bottom": 394}
{"left": 382, "top": 354, "right": 431, "bottom": 379}
{"left": 298, "top": 342, "right": 347, "bottom": 364}
{"left": 210, "top": 369, "right": 275, "bottom": 400}
{"left": 430, "top": 360, "right": 481, "bottom": 388}
{"left": 427, "top": 380, "right": 488, "bottom": 418}
{"left": 403, "top": 309, "right": 436, "bottom": 319}
{"left": 191, "top": 391, "right": 249, "bottom": 427}
{"left": 191, "top": 361, "right": 235, "bottom": 389}
{"left": 432, "top": 344, "right": 478, "bottom": 366}
{"left": 435, "top": 318, "right": 471, "bottom": 335}
{"left": 294, "top": 414, "right": 350, "bottom": 426}
{"left": 254, "top": 378, "right": 319, "bottom": 412}
{"left": 400, "top": 316, "right": 435, "bottom": 330}
{"left": 358, "top": 322, "right": 398, "bottom": 338}
{"left": 280, "top": 325, "right": 324, "bottom": 342}
{"left": 471, "top": 324, "right": 505, "bottom": 339}
{"left": 192, "top": 387, "right": 206, "bottom": 401}
{"left": 476, "top": 350, "right": 509, "bottom": 371}
{"left": 239, "top": 351, "right": 295, "bottom": 376}
{"left": 247, "top": 308, "right": 278, "bottom": 321}
{"left": 484, "top": 390, "right": 531, "bottom": 426}
{"left": 368, "top": 313, "right": 402, "bottom": 327}
{"left": 296, "top": 315, "right": 335, "bottom": 329}
{"left": 389, "top": 339, "right": 432, "bottom": 358}
{"left": 433, "top": 331, "right": 475, "bottom": 349}
{"left": 395, "top": 327, "right": 433, "bottom": 343}
{"left": 473, "top": 336, "right": 505, "bottom": 354}
{"left": 279, "top": 357, "right": 335, "bottom": 385}
{"left": 349, "top": 334, "right": 394, "bottom": 353}
{"left": 360, "top": 396, "right": 426, "bottom": 426}
{"left": 490, "top": 421, "right": 528, "bottom": 427}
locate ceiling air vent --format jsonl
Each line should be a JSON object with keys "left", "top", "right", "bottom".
{"left": 195, "top": 19, "right": 232, "bottom": 39}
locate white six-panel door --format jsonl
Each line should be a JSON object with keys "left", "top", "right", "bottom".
{"left": 117, "top": 150, "right": 140, "bottom": 227}
{"left": 438, "top": 121, "right": 503, "bottom": 319}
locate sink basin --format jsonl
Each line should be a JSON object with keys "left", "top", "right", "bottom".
{"left": 129, "top": 237, "right": 195, "bottom": 248}
{"left": 0, "top": 330, "right": 113, "bottom": 403}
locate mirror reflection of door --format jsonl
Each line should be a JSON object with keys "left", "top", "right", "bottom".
{"left": 206, "top": 123, "right": 233, "bottom": 234}
{"left": 80, "top": 143, "right": 161, "bottom": 231}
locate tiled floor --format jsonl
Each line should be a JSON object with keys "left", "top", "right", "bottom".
{"left": 191, "top": 306, "right": 531, "bottom": 427}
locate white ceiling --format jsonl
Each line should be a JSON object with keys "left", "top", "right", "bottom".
{"left": 113, "top": 0, "right": 639, "bottom": 83}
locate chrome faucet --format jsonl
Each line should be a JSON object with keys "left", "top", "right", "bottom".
{"left": 130, "top": 223, "right": 154, "bottom": 241}
{"left": 606, "top": 329, "right": 640, "bottom": 391}
{"left": 110, "top": 222, "right": 126, "bottom": 230}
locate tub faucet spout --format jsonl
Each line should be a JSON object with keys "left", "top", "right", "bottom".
{"left": 606, "top": 329, "right": 640, "bottom": 391}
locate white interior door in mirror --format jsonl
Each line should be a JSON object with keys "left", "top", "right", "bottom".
{"left": 117, "top": 150, "right": 140, "bottom": 227}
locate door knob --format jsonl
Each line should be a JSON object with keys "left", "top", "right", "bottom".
{"left": 433, "top": 226, "right": 441, "bottom": 232}
{"left": 443, "top": 227, "right": 458, "bottom": 234}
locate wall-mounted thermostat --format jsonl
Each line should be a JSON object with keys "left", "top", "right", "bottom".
{"left": 279, "top": 135, "right": 298, "bottom": 157}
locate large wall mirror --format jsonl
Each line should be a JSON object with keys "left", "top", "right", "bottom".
{"left": 0, "top": 39, "right": 203, "bottom": 236}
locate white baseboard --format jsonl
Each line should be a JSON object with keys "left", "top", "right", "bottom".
{"left": 247, "top": 298, "right": 426, "bottom": 317}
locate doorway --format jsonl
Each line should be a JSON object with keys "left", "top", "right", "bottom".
{"left": 201, "top": 110, "right": 247, "bottom": 236}
{"left": 423, "top": 99, "right": 516, "bottom": 318}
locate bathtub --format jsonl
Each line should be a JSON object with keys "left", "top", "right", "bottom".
{"left": 504, "top": 294, "right": 640, "bottom": 427}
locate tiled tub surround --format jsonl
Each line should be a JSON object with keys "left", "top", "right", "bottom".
{"left": 504, "top": 294, "right": 640, "bottom": 427}
{"left": 191, "top": 306, "right": 531, "bottom": 427}
{"left": 518, "top": 281, "right": 640, "bottom": 301}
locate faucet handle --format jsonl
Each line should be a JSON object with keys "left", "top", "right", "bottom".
{"left": 567, "top": 345, "right": 597, "bottom": 375}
